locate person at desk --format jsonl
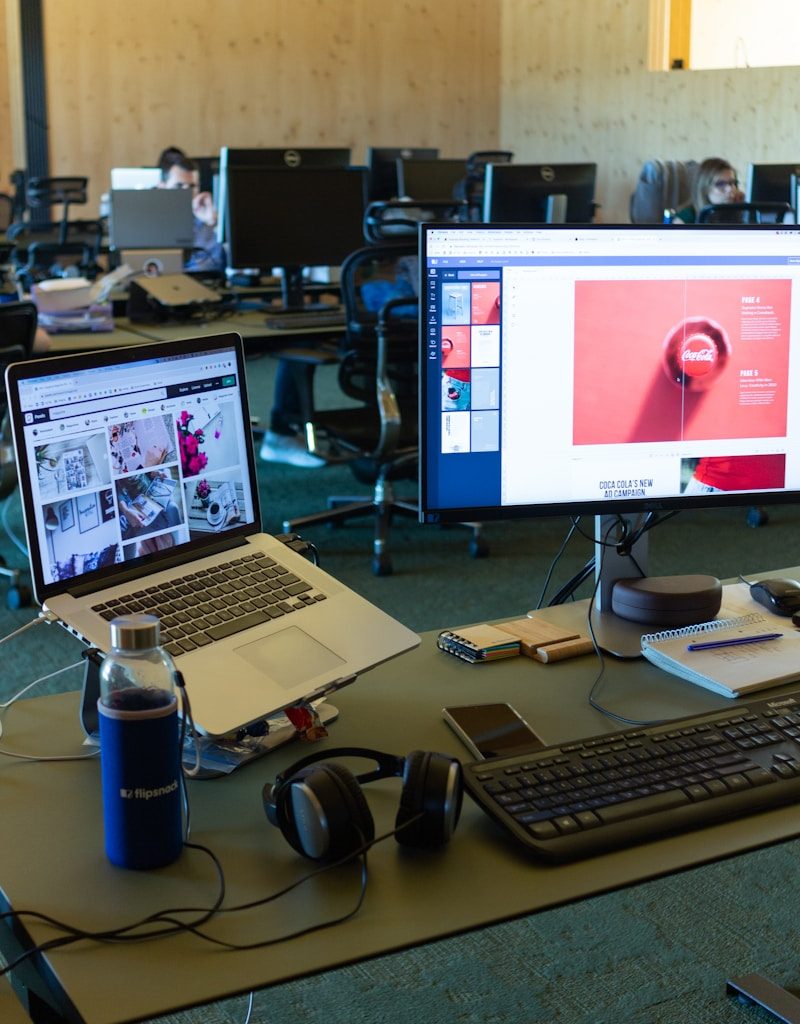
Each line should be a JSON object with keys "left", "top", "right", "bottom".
{"left": 159, "top": 155, "right": 226, "bottom": 274}
{"left": 671, "top": 157, "right": 744, "bottom": 223}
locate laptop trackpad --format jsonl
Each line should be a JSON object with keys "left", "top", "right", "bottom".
{"left": 235, "top": 626, "right": 345, "bottom": 689}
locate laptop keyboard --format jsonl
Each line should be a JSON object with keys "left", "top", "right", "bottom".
{"left": 91, "top": 552, "right": 327, "bottom": 657}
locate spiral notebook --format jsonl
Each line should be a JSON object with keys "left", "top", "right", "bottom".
{"left": 641, "top": 612, "right": 800, "bottom": 697}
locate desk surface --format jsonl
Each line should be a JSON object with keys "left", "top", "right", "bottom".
{"left": 46, "top": 309, "right": 346, "bottom": 353}
{"left": 4, "top": 588, "right": 800, "bottom": 1024}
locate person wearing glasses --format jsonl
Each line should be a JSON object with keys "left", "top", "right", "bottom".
{"left": 159, "top": 152, "right": 225, "bottom": 272}
{"left": 672, "top": 157, "right": 745, "bottom": 223}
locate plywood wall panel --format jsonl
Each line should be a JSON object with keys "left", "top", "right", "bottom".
{"left": 500, "top": 0, "right": 800, "bottom": 222}
{"left": 41, "top": 0, "right": 501, "bottom": 213}
{"left": 0, "top": 0, "right": 14, "bottom": 192}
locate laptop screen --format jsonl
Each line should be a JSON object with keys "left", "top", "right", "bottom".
{"left": 6, "top": 333, "right": 259, "bottom": 603}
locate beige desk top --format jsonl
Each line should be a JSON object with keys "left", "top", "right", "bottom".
{"left": 47, "top": 310, "right": 345, "bottom": 353}
{"left": 3, "top": 601, "right": 800, "bottom": 1024}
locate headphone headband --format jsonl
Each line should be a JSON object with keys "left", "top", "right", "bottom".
{"left": 272, "top": 746, "right": 406, "bottom": 790}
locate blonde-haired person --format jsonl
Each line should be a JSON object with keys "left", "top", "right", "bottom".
{"left": 673, "top": 158, "right": 744, "bottom": 223}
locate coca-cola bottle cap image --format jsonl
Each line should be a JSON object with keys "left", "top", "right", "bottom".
{"left": 662, "top": 316, "right": 732, "bottom": 390}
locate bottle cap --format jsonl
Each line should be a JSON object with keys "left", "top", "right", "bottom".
{"left": 109, "top": 613, "right": 160, "bottom": 651}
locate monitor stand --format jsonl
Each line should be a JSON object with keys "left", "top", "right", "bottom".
{"left": 528, "top": 514, "right": 651, "bottom": 660}
{"left": 272, "top": 264, "right": 339, "bottom": 313}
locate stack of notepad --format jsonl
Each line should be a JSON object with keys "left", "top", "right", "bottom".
{"left": 437, "top": 619, "right": 595, "bottom": 664}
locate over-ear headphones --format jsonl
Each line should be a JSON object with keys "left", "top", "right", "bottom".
{"left": 263, "top": 747, "right": 463, "bottom": 861}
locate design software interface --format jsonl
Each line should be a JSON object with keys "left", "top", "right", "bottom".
{"left": 421, "top": 225, "right": 800, "bottom": 517}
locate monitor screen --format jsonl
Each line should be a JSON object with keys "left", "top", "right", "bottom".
{"left": 191, "top": 155, "right": 220, "bottom": 196}
{"left": 221, "top": 162, "right": 367, "bottom": 306}
{"left": 396, "top": 158, "right": 466, "bottom": 201}
{"left": 109, "top": 167, "right": 161, "bottom": 190}
{"left": 367, "top": 147, "right": 440, "bottom": 200}
{"left": 420, "top": 222, "right": 800, "bottom": 525}
{"left": 482, "top": 163, "right": 597, "bottom": 224}
{"left": 746, "top": 162, "right": 800, "bottom": 206}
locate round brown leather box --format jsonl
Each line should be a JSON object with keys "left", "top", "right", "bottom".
{"left": 611, "top": 574, "right": 722, "bottom": 627}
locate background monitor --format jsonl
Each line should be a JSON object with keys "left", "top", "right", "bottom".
{"left": 221, "top": 162, "right": 367, "bottom": 307}
{"left": 216, "top": 146, "right": 353, "bottom": 249}
{"left": 746, "top": 162, "right": 800, "bottom": 206}
{"left": 109, "top": 188, "right": 194, "bottom": 249}
{"left": 367, "top": 146, "right": 440, "bottom": 200}
{"left": 420, "top": 222, "right": 800, "bottom": 651}
{"left": 482, "top": 163, "right": 597, "bottom": 223}
{"left": 396, "top": 158, "right": 467, "bottom": 201}
{"left": 191, "top": 155, "right": 220, "bottom": 196}
{"left": 109, "top": 167, "right": 161, "bottom": 190}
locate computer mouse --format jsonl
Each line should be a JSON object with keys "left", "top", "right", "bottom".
{"left": 748, "top": 578, "right": 800, "bottom": 616}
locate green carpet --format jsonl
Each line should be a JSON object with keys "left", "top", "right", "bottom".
{"left": 1, "top": 350, "right": 799, "bottom": 1023}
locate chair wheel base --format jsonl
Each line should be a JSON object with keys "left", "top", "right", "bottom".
{"left": 372, "top": 555, "right": 393, "bottom": 576}
{"left": 746, "top": 506, "right": 769, "bottom": 528}
{"left": 470, "top": 538, "right": 490, "bottom": 558}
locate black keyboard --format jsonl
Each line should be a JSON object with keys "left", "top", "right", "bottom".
{"left": 91, "top": 552, "right": 326, "bottom": 657}
{"left": 264, "top": 309, "right": 346, "bottom": 330}
{"left": 463, "top": 690, "right": 800, "bottom": 861}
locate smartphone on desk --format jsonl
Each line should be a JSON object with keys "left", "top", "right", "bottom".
{"left": 442, "top": 702, "right": 546, "bottom": 760}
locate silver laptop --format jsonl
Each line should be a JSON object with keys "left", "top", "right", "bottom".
{"left": 109, "top": 188, "right": 195, "bottom": 250}
{"left": 5, "top": 333, "right": 419, "bottom": 737}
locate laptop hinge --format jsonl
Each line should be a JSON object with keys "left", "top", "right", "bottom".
{"left": 65, "top": 534, "right": 250, "bottom": 599}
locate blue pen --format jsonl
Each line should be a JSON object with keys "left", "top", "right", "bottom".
{"left": 687, "top": 632, "right": 783, "bottom": 652}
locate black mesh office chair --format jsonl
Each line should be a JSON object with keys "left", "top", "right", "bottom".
{"left": 25, "top": 176, "right": 89, "bottom": 243}
{"left": 8, "top": 221, "right": 104, "bottom": 291}
{"left": 0, "top": 301, "right": 37, "bottom": 607}
{"left": 697, "top": 201, "right": 794, "bottom": 224}
{"left": 282, "top": 239, "right": 487, "bottom": 575}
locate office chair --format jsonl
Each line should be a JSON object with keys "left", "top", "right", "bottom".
{"left": 0, "top": 193, "right": 14, "bottom": 233}
{"left": 8, "top": 221, "right": 103, "bottom": 291}
{"left": 456, "top": 150, "right": 514, "bottom": 220}
{"left": 697, "top": 201, "right": 794, "bottom": 224}
{"left": 282, "top": 240, "right": 487, "bottom": 575}
{"left": 0, "top": 301, "right": 37, "bottom": 608}
{"left": 630, "top": 159, "right": 699, "bottom": 223}
{"left": 25, "top": 176, "right": 89, "bottom": 243}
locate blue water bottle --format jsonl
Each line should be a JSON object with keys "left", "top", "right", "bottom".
{"left": 98, "top": 613, "right": 183, "bottom": 869}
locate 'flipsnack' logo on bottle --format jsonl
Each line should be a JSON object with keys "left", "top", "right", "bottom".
{"left": 119, "top": 780, "right": 178, "bottom": 800}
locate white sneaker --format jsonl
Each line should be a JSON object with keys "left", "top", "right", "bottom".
{"left": 259, "top": 431, "right": 326, "bottom": 469}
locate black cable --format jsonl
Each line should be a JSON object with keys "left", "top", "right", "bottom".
{"left": 0, "top": 813, "right": 424, "bottom": 975}
{"left": 584, "top": 518, "right": 665, "bottom": 729}
{"left": 535, "top": 519, "right": 579, "bottom": 609}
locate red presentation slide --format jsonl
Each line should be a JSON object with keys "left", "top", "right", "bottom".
{"left": 573, "top": 278, "right": 792, "bottom": 444}
{"left": 441, "top": 326, "right": 471, "bottom": 368}
{"left": 471, "top": 281, "right": 501, "bottom": 325}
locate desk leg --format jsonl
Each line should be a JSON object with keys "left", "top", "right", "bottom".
{"left": 0, "top": 894, "right": 84, "bottom": 1023}
{"left": 728, "top": 974, "right": 800, "bottom": 1023}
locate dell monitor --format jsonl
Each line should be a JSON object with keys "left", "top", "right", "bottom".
{"left": 396, "top": 158, "right": 467, "bottom": 201}
{"left": 746, "top": 162, "right": 800, "bottom": 208}
{"left": 220, "top": 159, "right": 367, "bottom": 308}
{"left": 367, "top": 147, "right": 440, "bottom": 200}
{"left": 420, "top": 222, "right": 800, "bottom": 654}
{"left": 482, "top": 163, "right": 597, "bottom": 223}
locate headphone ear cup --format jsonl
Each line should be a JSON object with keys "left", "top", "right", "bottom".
{"left": 273, "top": 762, "right": 375, "bottom": 861}
{"left": 396, "top": 750, "right": 463, "bottom": 848}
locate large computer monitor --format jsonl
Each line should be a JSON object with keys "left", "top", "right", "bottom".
{"left": 396, "top": 158, "right": 466, "bottom": 201}
{"left": 220, "top": 158, "right": 367, "bottom": 308}
{"left": 367, "top": 147, "right": 440, "bottom": 200}
{"left": 216, "top": 146, "right": 353, "bottom": 257}
{"left": 109, "top": 167, "right": 161, "bottom": 191}
{"left": 420, "top": 222, "right": 800, "bottom": 652}
{"left": 482, "top": 163, "right": 597, "bottom": 223}
{"left": 746, "top": 162, "right": 800, "bottom": 207}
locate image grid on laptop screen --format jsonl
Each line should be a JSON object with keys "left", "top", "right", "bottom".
{"left": 10, "top": 336, "right": 258, "bottom": 601}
